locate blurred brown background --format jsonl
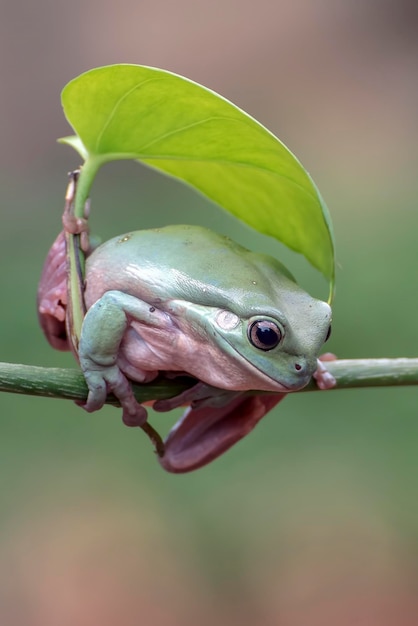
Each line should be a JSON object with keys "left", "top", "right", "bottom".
{"left": 1, "top": 1, "right": 418, "bottom": 624}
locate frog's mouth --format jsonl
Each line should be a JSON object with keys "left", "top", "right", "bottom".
{"left": 218, "top": 332, "right": 316, "bottom": 393}
{"left": 159, "top": 392, "right": 286, "bottom": 473}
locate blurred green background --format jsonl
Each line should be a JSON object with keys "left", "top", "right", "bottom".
{"left": 1, "top": 1, "right": 418, "bottom": 624}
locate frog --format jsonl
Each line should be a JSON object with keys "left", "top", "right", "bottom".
{"left": 38, "top": 191, "right": 335, "bottom": 473}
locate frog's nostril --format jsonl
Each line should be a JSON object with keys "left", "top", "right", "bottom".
{"left": 295, "top": 363, "right": 302, "bottom": 371}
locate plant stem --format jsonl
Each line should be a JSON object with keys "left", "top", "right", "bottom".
{"left": 0, "top": 363, "right": 191, "bottom": 404}
{"left": 74, "top": 157, "right": 102, "bottom": 219}
{"left": 304, "top": 358, "right": 418, "bottom": 390}
{"left": 1, "top": 359, "right": 418, "bottom": 405}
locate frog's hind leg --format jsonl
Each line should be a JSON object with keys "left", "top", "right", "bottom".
{"left": 159, "top": 392, "right": 286, "bottom": 473}
{"left": 37, "top": 231, "right": 69, "bottom": 350}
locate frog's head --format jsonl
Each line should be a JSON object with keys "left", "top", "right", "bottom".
{"left": 171, "top": 270, "right": 332, "bottom": 394}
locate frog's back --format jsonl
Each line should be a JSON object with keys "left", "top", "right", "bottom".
{"left": 85, "top": 225, "right": 295, "bottom": 311}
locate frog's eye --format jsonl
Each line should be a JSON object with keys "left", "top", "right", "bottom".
{"left": 325, "top": 325, "right": 332, "bottom": 342}
{"left": 248, "top": 320, "right": 282, "bottom": 351}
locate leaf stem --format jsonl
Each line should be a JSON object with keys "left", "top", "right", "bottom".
{"left": 74, "top": 157, "right": 102, "bottom": 219}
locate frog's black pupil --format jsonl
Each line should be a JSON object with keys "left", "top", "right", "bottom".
{"left": 249, "top": 320, "right": 282, "bottom": 351}
{"left": 256, "top": 326, "right": 278, "bottom": 347}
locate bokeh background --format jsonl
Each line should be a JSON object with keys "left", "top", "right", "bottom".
{"left": 1, "top": 1, "right": 418, "bottom": 624}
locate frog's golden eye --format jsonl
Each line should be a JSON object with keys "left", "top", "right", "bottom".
{"left": 248, "top": 320, "right": 282, "bottom": 351}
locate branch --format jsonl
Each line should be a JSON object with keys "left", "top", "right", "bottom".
{"left": 305, "top": 358, "right": 418, "bottom": 390}
{"left": 0, "top": 362, "right": 192, "bottom": 404}
{"left": 1, "top": 359, "right": 418, "bottom": 405}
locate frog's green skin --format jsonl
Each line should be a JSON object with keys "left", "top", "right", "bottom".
{"left": 39, "top": 225, "right": 334, "bottom": 472}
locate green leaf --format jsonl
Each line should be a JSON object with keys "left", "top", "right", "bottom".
{"left": 60, "top": 64, "right": 335, "bottom": 298}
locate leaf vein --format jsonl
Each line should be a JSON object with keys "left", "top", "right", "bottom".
{"left": 137, "top": 155, "right": 318, "bottom": 203}
{"left": 136, "top": 115, "right": 271, "bottom": 152}
{"left": 95, "top": 77, "right": 167, "bottom": 152}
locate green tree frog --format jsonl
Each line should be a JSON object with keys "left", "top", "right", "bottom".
{"left": 38, "top": 220, "right": 335, "bottom": 473}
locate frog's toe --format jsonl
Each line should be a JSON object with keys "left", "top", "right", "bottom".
{"left": 82, "top": 374, "right": 108, "bottom": 412}
{"left": 121, "top": 403, "right": 148, "bottom": 428}
{"left": 102, "top": 366, "right": 147, "bottom": 426}
{"left": 81, "top": 365, "right": 147, "bottom": 426}
{"left": 313, "top": 356, "right": 337, "bottom": 390}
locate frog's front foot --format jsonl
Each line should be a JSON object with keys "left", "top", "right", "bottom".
{"left": 313, "top": 352, "right": 337, "bottom": 390}
{"left": 80, "top": 361, "right": 147, "bottom": 427}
